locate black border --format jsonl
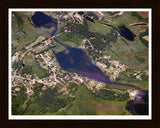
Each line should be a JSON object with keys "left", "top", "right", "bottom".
{"left": 0, "top": 0, "right": 160, "bottom": 128}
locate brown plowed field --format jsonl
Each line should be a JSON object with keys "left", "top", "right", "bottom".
{"left": 137, "top": 12, "right": 149, "bottom": 18}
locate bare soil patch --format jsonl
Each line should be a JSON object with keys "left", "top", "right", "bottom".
{"left": 137, "top": 12, "right": 148, "bottom": 18}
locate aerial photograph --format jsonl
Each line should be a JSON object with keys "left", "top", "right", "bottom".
{"left": 10, "top": 9, "right": 150, "bottom": 117}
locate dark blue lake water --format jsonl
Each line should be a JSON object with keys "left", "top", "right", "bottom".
{"left": 126, "top": 90, "right": 148, "bottom": 115}
{"left": 53, "top": 38, "right": 109, "bottom": 83}
{"left": 31, "top": 12, "right": 58, "bottom": 37}
{"left": 78, "top": 12, "right": 95, "bottom": 23}
{"left": 117, "top": 24, "right": 136, "bottom": 41}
